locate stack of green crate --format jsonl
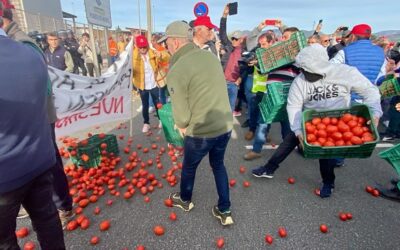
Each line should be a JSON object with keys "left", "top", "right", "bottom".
{"left": 259, "top": 82, "right": 292, "bottom": 123}
{"left": 379, "top": 77, "right": 400, "bottom": 99}
{"left": 67, "top": 134, "right": 119, "bottom": 168}
{"left": 301, "top": 105, "right": 380, "bottom": 159}
{"left": 379, "top": 144, "right": 400, "bottom": 191}
{"left": 256, "top": 31, "right": 307, "bottom": 74}
{"left": 158, "top": 103, "right": 184, "bottom": 147}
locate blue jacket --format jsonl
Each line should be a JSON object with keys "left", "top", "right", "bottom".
{"left": 344, "top": 39, "right": 385, "bottom": 100}
{"left": 45, "top": 46, "right": 67, "bottom": 71}
{"left": 0, "top": 36, "right": 55, "bottom": 193}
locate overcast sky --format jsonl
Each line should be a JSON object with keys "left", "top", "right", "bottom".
{"left": 61, "top": 0, "right": 398, "bottom": 33}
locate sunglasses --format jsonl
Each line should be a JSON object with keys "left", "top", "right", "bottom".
{"left": 231, "top": 37, "right": 239, "bottom": 41}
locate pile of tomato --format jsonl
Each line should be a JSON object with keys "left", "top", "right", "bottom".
{"left": 305, "top": 113, "right": 375, "bottom": 147}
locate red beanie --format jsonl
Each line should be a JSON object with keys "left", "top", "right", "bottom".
{"left": 135, "top": 35, "right": 149, "bottom": 48}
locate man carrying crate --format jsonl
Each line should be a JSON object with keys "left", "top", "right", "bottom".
{"left": 159, "top": 21, "right": 234, "bottom": 225}
{"left": 252, "top": 44, "right": 382, "bottom": 198}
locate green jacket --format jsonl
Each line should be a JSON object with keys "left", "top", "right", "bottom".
{"left": 167, "top": 43, "right": 233, "bottom": 138}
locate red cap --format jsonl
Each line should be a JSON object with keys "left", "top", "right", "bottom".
{"left": 194, "top": 16, "right": 218, "bottom": 30}
{"left": 350, "top": 24, "right": 372, "bottom": 37}
{"left": 135, "top": 35, "right": 149, "bottom": 48}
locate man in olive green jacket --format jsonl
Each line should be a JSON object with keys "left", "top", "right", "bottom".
{"left": 159, "top": 21, "right": 234, "bottom": 226}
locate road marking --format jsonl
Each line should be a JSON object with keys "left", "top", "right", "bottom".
{"left": 245, "top": 143, "right": 394, "bottom": 150}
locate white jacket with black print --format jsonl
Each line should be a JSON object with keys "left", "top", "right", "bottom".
{"left": 287, "top": 44, "right": 383, "bottom": 136}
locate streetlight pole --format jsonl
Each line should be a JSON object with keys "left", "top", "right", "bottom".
{"left": 146, "top": 0, "right": 152, "bottom": 42}
{"left": 138, "top": 0, "right": 141, "bottom": 33}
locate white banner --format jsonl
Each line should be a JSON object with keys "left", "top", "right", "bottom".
{"left": 50, "top": 42, "right": 133, "bottom": 136}
{"left": 84, "top": 0, "right": 112, "bottom": 28}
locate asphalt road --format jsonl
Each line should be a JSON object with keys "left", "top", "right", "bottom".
{"left": 16, "top": 98, "right": 400, "bottom": 250}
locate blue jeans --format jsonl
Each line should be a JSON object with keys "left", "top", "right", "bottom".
{"left": 244, "top": 75, "right": 254, "bottom": 120}
{"left": 227, "top": 82, "right": 238, "bottom": 112}
{"left": 139, "top": 88, "right": 159, "bottom": 124}
{"left": 252, "top": 119, "right": 291, "bottom": 153}
{"left": 180, "top": 131, "right": 232, "bottom": 212}
{"left": 0, "top": 170, "right": 65, "bottom": 249}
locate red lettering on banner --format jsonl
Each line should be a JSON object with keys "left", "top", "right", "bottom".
{"left": 114, "top": 96, "right": 123, "bottom": 114}
{"left": 56, "top": 96, "right": 126, "bottom": 129}
{"left": 90, "top": 102, "right": 102, "bottom": 116}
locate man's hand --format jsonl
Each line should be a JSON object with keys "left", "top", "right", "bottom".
{"left": 235, "top": 77, "right": 242, "bottom": 86}
{"left": 297, "top": 133, "right": 304, "bottom": 149}
{"left": 248, "top": 59, "right": 258, "bottom": 66}
{"left": 396, "top": 103, "right": 400, "bottom": 112}
{"left": 275, "top": 20, "right": 282, "bottom": 29}
{"left": 223, "top": 4, "right": 229, "bottom": 18}
{"left": 315, "top": 22, "right": 323, "bottom": 33}
{"left": 174, "top": 124, "right": 186, "bottom": 138}
{"left": 258, "top": 21, "right": 267, "bottom": 31}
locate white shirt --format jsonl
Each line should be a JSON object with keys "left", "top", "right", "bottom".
{"left": 141, "top": 54, "right": 157, "bottom": 90}
{"left": 0, "top": 28, "right": 7, "bottom": 37}
{"left": 330, "top": 50, "right": 387, "bottom": 84}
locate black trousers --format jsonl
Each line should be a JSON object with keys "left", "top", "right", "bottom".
{"left": 0, "top": 170, "right": 65, "bottom": 250}
{"left": 264, "top": 131, "right": 336, "bottom": 185}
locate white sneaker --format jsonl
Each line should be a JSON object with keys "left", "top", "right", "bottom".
{"left": 158, "top": 121, "right": 162, "bottom": 129}
{"left": 142, "top": 124, "right": 151, "bottom": 133}
{"left": 136, "top": 105, "right": 143, "bottom": 112}
{"left": 149, "top": 106, "right": 156, "bottom": 113}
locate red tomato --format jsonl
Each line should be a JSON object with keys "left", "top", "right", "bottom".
{"left": 330, "top": 117, "right": 338, "bottom": 125}
{"left": 339, "top": 213, "right": 348, "bottom": 221}
{"left": 335, "top": 140, "right": 345, "bottom": 146}
{"left": 362, "top": 135, "right": 374, "bottom": 142}
{"left": 343, "top": 131, "right": 353, "bottom": 141}
{"left": 311, "top": 117, "right": 322, "bottom": 125}
{"left": 318, "top": 137, "right": 327, "bottom": 145}
{"left": 317, "top": 130, "right": 327, "bottom": 138}
{"left": 342, "top": 113, "right": 353, "bottom": 123}
{"left": 345, "top": 141, "right": 353, "bottom": 146}
{"left": 169, "top": 212, "right": 177, "bottom": 221}
{"left": 278, "top": 227, "right": 287, "bottom": 238}
{"left": 365, "top": 185, "right": 374, "bottom": 193}
{"left": 352, "top": 127, "right": 364, "bottom": 137}
{"left": 216, "top": 238, "right": 225, "bottom": 248}
{"left": 265, "top": 234, "right": 273, "bottom": 245}
{"left": 90, "top": 236, "right": 100, "bottom": 245}
{"left": 350, "top": 136, "right": 363, "bottom": 145}
{"left": 311, "top": 141, "right": 322, "bottom": 146}
{"left": 332, "top": 132, "right": 343, "bottom": 140}
{"left": 16, "top": 227, "right": 29, "bottom": 238}
{"left": 347, "top": 120, "right": 358, "bottom": 128}
{"left": 320, "top": 224, "right": 328, "bottom": 233}
{"left": 99, "top": 220, "right": 110, "bottom": 231}
{"left": 23, "top": 241, "right": 36, "bottom": 250}
{"left": 306, "top": 134, "right": 317, "bottom": 143}
{"left": 326, "top": 125, "right": 338, "bottom": 134}
{"left": 358, "top": 117, "right": 366, "bottom": 125}
{"left": 323, "top": 141, "right": 335, "bottom": 147}
{"left": 322, "top": 117, "right": 331, "bottom": 125}
{"left": 306, "top": 125, "right": 316, "bottom": 134}
{"left": 317, "top": 123, "right": 326, "bottom": 130}
{"left": 346, "top": 213, "right": 353, "bottom": 220}
{"left": 153, "top": 225, "right": 165, "bottom": 236}
{"left": 338, "top": 123, "right": 350, "bottom": 133}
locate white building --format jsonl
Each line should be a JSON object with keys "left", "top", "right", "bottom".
{"left": 9, "top": 0, "right": 64, "bottom": 33}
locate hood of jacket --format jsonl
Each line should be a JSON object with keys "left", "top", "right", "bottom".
{"left": 294, "top": 44, "right": 332, "bottom": 76}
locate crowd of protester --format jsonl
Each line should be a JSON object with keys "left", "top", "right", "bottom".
{"left": 1, "top": 0, "right": 400, "bottom": 248}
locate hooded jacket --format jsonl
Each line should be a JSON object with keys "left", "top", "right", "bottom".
{"left": 287, "top": 44, "right": 382, "bottom": 136}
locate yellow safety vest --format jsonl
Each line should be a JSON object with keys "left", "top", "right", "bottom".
{"left": 251, "top": 67, "right": 268, "bottom": 93}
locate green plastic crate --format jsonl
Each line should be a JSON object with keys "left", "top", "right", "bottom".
{"left": 67, "top": 134, "right": 119, "bottom": 168}
{"left": 158, "top": 103, "right": 184, "bottom": 147}
{"left": 379, "top": 77, "right": 400, "bottom": 99}
{"left": 259, "top": 82, "right": 292, "bottom": 123}
{"left": 302, "top": 104, "right": 380, "bottom": 159}
{"left": 256, "top": 31, "right": 307, "bottom": 74}
{"left": 379, "top": 143, "right": 400, "bottom": 191}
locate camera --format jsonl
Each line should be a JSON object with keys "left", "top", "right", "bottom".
{"left": 339, "top": 27, "right": 348, "bottom": 31}
{"left": 239, "top": 51, "right": 257, "bottom": 64}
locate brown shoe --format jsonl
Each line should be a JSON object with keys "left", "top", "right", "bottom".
{"left": 245, "top": 131, "right": 254, "bottom": 141}
{"left": 59, "top": 210, "right": 74, "bottom": 230}
{"left": 243, "top": 151, "right": 262, "bottom": 161}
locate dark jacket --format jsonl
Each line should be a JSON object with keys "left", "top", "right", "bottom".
{"left": 0, "top": 36, "right": 56, "bottom": 193}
